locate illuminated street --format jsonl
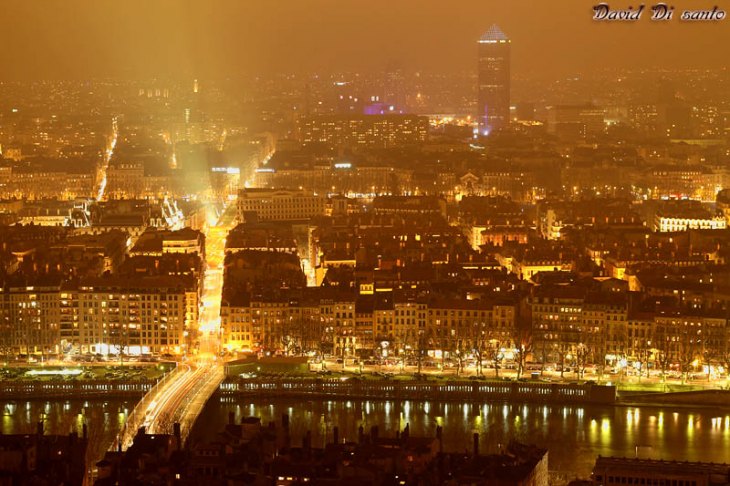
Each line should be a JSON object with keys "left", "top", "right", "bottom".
{"left": 112, "top": 203, "right": 235, "bottom": 451}
{"left": 3, "top": 3, "right": 730, "bottom": 484}
{"left": 198, "top": 203, "right": 237, "bottom": 356}
{"left": 96, "top": 117, "right": 118, "bottom": 201}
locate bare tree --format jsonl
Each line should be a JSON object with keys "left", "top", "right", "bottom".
{"left": 300, "top": 313, "right": 324, "bottom": 356}
{"left": 471, "top": 321, "right": 488, "bottom": 376}
{"left": 702, "top": 346, "right": 716, "bottom": 382}
{"left": 453, "top": 337, "right": 470, "bottom": 377}
{"left": 279, "top": 317, "right": 304, "bottom": 356}
{"left": 575, "top": 342, "right": 590, "bottom": 379}
{"left": 511, "top": 317, "right": 533, "bottom": 379}
{"left": 677, "top": 327, "right": 699, "bottom": 384}
{"left": 720, "top": 344, "right": 730, "bottom": 389}
{"left": 655, "top": 335, "right": 674, "bottom": 380}
{"left": 533, "top": 330, "right": 551, "bottom": 377}
{"left": 634, "top": 340, "right": 652, "bottom": 383}
{"left": 414, "top": 331, "right": 430, "bottom": 375}
{"left": 557, "top": 340, "right": 570, "bottom": 379}
{"left": 0, "top": 322, "right": 13, "bottom": 362}
{"left": 485, "top": 327, "right": 504, "bottom": 378}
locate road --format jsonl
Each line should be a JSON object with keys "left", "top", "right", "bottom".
{"left": 96, "top": 118, "right": 118, "bottom": 201}
{"left": 112, "top": 203, "right": 235, "bottom": 451}
{"left": 198, "top": 204, "right": 237, "bottom": 355}
{"left": 320, "top": 359, "right": 729, "bottom": 388}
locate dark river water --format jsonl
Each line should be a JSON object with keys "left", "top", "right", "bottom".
{"left": 3, "top": 397, "right": 730, "bottom": 482}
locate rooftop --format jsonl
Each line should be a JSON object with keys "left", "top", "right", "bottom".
{"left": 479, "top": 24, "right": 509, "bottom": 43}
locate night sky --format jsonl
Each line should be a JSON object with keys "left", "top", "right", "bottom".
{"left": 0, "top": 0, "right": 728, "bottom": 79}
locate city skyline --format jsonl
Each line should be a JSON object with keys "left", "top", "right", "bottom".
{"left": 1, "top": 3, "right": 730, "bottom": 485}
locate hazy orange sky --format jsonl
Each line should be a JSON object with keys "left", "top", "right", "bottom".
{"left": 0, "top": 0, "right": 728, "bottom": 79}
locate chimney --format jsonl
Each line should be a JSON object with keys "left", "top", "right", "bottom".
{"left": 333, "top": 426, "right": 339, "bottom": 444}
{"left": 229, "top": 412, "right": 235, "bottom": 425}
{"left": 305, "top": 430, "right": 312, "bottom": 459}
{"left": 282, "top": 414, "right": 290, "bottom": 448}
{"left": 473, "top": 433, "right": 479, "bottom": 457}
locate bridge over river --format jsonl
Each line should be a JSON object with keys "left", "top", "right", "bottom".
{"left": 111, "top": 203, "right": 234, "bottom": 450}
{"left": 110, "top": 361, "right": 224, "bottom": 451}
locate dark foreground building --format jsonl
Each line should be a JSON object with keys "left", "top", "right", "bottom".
{"left": 592, "top": 456, "right": 730, "bottom": 486}
{"left": 96, "top": 416, "right": 548, "bottom": 486}
{"left": 0, "top": 422, "right": 88, "bottom": 486}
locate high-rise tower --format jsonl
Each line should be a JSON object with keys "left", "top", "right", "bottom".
{"left": 477, "top": 24, "right": 510, "bottom": 135}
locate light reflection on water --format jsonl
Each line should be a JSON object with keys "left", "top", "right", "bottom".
{"left": 190, "top": 398, "right": 730, "bottom": 480}
{"left": 0, "top": 399, "right": 134, "bottom": 472}
{"left": 2, "top": 398, "right": 729, "bottom": 482}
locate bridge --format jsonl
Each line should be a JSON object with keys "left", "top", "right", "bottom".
{"left": 111, "top": 362, "right": 224, "bottom": 450}
{"left": 110, "top": 204, "right": 235, "bottom": 451}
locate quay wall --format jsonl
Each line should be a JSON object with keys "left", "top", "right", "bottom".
{"left": 0, "top": 380, "right": 152, "bottom": 399}
{"left": 219, "top": 379, "right": 617, "bottom": 404}
{"left": 620, "top": 389, "right": 730, "bottom": 407}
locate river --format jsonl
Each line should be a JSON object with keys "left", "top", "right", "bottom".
{"left": 3, "top": 397, "right": 730, "bottom": 482}
{"left": 0, "top": 399, "right": 135, "bottom": 475}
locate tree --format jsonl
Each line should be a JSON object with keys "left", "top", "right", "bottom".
{"left": 107, "top": 322, "right": 129, "bottom": 367}
{"left": 575, "top": 325, "right": 598, "bottom": 379}
{"left": 300, "top": 313, "right": 324, "bottom": 356}
{"left": 634, "top": 340, "right": 652, "bottom": 383}
{"left": 471, "top": 321, "right": 489, "bottom": 376}
{"left": 485, "top": 327, "right": 504, "bottom": 378}
{"left": 720, "top": 344, "right": 730, "bottom": 389}
{"left": 677, "top": 327, "right": 699, "bottom": 384}
{"left": 533, "top": 329, "right": 551, "bottom": 377}
{"left": 313, "top": 316, "right": 333, "bottom": 370}
{"left": 655, "top": 335, "right": 673, "bottom": 380}
{"left": 575, "top": 342, "right": 591, "bottom": 379}
{"left": 413, "top": 331, "right": 430, "bottom": 375}
{"left": 0, "top": 321, "right": 13, "bottom": 362}
{"left": 279, "top": 317, "right": 304, "bottom": 356}
{"left": 557, "top": 340, "right": 570, "bottom": 379}
{"left": 511, "top": 317, "right": 533, "bottom": 379}
{"left": 453, "top": 337, "right": 470, "bottom": 377}
{"left": 702, "top": 346, "right": 716, "bottom": 382}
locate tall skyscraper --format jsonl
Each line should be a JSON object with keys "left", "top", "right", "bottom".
{"left": 477, "top": 24, "right": 511, "bottom": 135}
{"left": 384, "top": 62, "right": 406, "bottom": 114}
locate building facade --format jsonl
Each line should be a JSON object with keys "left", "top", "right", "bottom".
{"left": 477, "top": 25, "right": 511, "bottom": 135}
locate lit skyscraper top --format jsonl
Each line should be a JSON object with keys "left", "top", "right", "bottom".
{"left": 477, "top": 24, "right": 510, "bottom": 135}
{"left": 478, "top": 24, "right": 509, "bottom": 43}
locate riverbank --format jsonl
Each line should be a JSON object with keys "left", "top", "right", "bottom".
{"left": 0, "top": 380, "right": 153, "bottom": 399}
{"left": 618, "top": 389, "right": 730, "bottom": 408}
{"left": 0, "top": 363, "right": 172, "bottom": 382}
{"left": 220, "top": 377, "right": 617, "bottom": 404}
